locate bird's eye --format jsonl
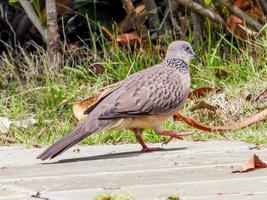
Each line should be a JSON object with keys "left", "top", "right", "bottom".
{"left": 185, "top": 46, "right": 190, "bottom": 51}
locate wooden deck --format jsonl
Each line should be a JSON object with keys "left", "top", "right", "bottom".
{"left": 1, "top": 141, "right": 267, "bottom": 199}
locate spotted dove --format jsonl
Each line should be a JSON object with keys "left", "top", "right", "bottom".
{"left": 37, "top": 41, "right": 196, "bottom": 160}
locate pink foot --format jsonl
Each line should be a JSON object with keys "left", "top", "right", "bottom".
{"left": 142, "top": 147, "right": 164, "bottom": 152}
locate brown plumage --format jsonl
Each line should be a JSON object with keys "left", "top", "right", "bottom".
{"left": 37, "top": 41, "right": 196, "bottom": 160}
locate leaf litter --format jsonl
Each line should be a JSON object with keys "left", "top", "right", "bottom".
{"left": 232, "top": 154, "right": 267, "bottom": 173}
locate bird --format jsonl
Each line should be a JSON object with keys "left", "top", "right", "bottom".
{"left": 37, "top": 41, "right": 196, "bottom": 160}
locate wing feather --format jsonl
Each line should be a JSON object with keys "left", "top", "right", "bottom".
{"left": 99, "top": 67, "right": 185, "bottom": 119}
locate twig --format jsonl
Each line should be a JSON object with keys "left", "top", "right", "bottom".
{"left": 164, "top": 0, "right": 178, "bottom": 29}
{"left": 46, "top": 0, "right": 61, "bottom": 69}
{"left": 192, "top": 12, "right": 204, "bottom": 48}
{"left": 121, "top": 0, "right": 148, "bottom": 39}
{"left": 218, "top": 0, "right": 263, "bottom": 31}
{"left": 176, "top": 0, "right": 225, "bottom": 25}
{"left": 174, "top": 108, "right": 267, "bottom": 132}
{"left": 100, "top": 26, "right": 113, "bottom": 40}
{"left": 18, "top": 0, "right": 47, "bottom": 41}
{"left": 144, "top": 0, "right": 161, "bottom": 38}
{"left": 121, "top": 0, "right": 135, "bottom": 13}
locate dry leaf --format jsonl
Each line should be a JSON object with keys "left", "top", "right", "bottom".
{"left": 0, "top": 135, "right": 16, "bottom": 144}
{"left": 135, "top": 4, "right": 145, "bottom": 14}
{"left": 229, "top": 16, "right": 243, "bottom": 25}
{"left": 227, "top": 0, "right": 264, "bottom": 39}
{"left": 116, "top": 31, "right": 141, "bottom": 45}
{"left": 232, "top": 154, "right": 267, "bottom": 173}
{"left": 90, "top": 63, "right": 104, "bottom": 74}
{"left": 188, "top": 87, "right": 222, "bottom": 99}
{"left": 246, "top": 88, "right": 267, "bottom": 104}
{"left": 190, "top": 100, "right": 219, "bottom": 112}
{"left": 214, "top": 68, "right": 229, "bottom": 79}
{"left": 254, "top": 89, "right": 267, "bottom": 104}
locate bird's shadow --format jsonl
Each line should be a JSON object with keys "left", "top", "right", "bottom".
{"left": 44, "top": 147, "right": 187, "bottom": 165}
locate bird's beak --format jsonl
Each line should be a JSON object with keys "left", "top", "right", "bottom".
{"left": 190, "top": 52, "right": 197, "bottom": 59}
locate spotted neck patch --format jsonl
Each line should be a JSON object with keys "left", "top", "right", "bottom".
{"left": 163, "top": 58, "right": 189, "bottom": 74}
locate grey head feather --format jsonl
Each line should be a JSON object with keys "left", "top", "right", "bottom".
{"left": 165, "top": 41, "right": 196, "bottom": 63}
{"left": 162, "top": 41, "right": 196, "bottom": 74}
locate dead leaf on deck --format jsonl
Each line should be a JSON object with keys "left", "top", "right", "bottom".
{"left": 232, "top": 154, "right": 267, "bottom": 173}
{"left": 188, "top": 87, "right": 223, "bottom": 100}
{"left": 116, "top": 31, "right": 141, "bottom": 45}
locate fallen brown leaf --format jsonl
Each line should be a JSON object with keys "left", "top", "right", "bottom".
{"left": 232, "top": 154, "right": 267, "bottom": 173}
{"left": 246, "top": 88, "right": 267, "bottom": 104}
{"left": 214, "top": 68, "right": 229, "bottom": 79}
{"left": 188, "top": 87, "right": 222, "bottom": 100}
{"left": 90, "top": 63, "right": 104, "bottom": 74}
{"left": 227, "top": 0, "right": 264, "bottom": 39}
{"left": 135, "top": 4, "right": 145, "bottom": 15}
{"left": 255, "top": 92, "right": 266, "bottom": 102}
{"left": 116, "top": 31, "right": 141, "bottom": 45}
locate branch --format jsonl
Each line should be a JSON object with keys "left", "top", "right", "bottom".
{"left": 192, "top": 12, "right": 204, "bottom": 48}
{"left": 259, "top": 0, "right": 267, "bottom": 15}
{"left": 144, "top": 0, "right": 160, "bottom": 34}
{"left": 218, "top": 0, "right": 263, "bottom": 31}
{"left": 121, "top": 0, "right": 148, "bottom": 37}
{"left": 18, "top": 0, "right": 47, "bottom": 41}
{"left": 46, "top": 0, "right": 61, "bottom": 68}
{"left": 174, "top": 108, "right": 267, "bottom": 132}
{"left": 176, "top": 0, "right": 226, "bottom": 25}
{"left": 121, "top": 0, "right": 135, "bottom": 13}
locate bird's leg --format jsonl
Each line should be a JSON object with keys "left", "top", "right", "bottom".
{"left": 133, "top": 128, "right": 164, "bottom": 152}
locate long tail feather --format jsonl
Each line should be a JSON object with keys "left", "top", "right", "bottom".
{"left": 37, "top": 118, "right": 100, "bottom": 160}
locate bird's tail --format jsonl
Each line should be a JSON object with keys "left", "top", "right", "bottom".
{"left": 37, "top": 118, "right": 108, "bottom": 160}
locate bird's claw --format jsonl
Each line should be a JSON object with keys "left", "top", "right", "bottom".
{"left": 162, "top": 137, "right": 173, "bottom": 146}
{"left": 161, "top": 131, "right": 193, "bottom": 146}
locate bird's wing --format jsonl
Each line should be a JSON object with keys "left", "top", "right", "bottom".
{"left": 99, "top": 67, "right": 186, "bottom": 119}
{"left": 83, "top": 81, "right": 124, "bottom": 115}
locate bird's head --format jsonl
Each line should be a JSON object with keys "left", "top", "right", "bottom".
{"left": 165, "top": 41, "right": 196, "bottom": 63}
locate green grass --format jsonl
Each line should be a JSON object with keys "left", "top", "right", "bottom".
{"left": 0, "top": 36, "right": 266, "bottom": 147}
